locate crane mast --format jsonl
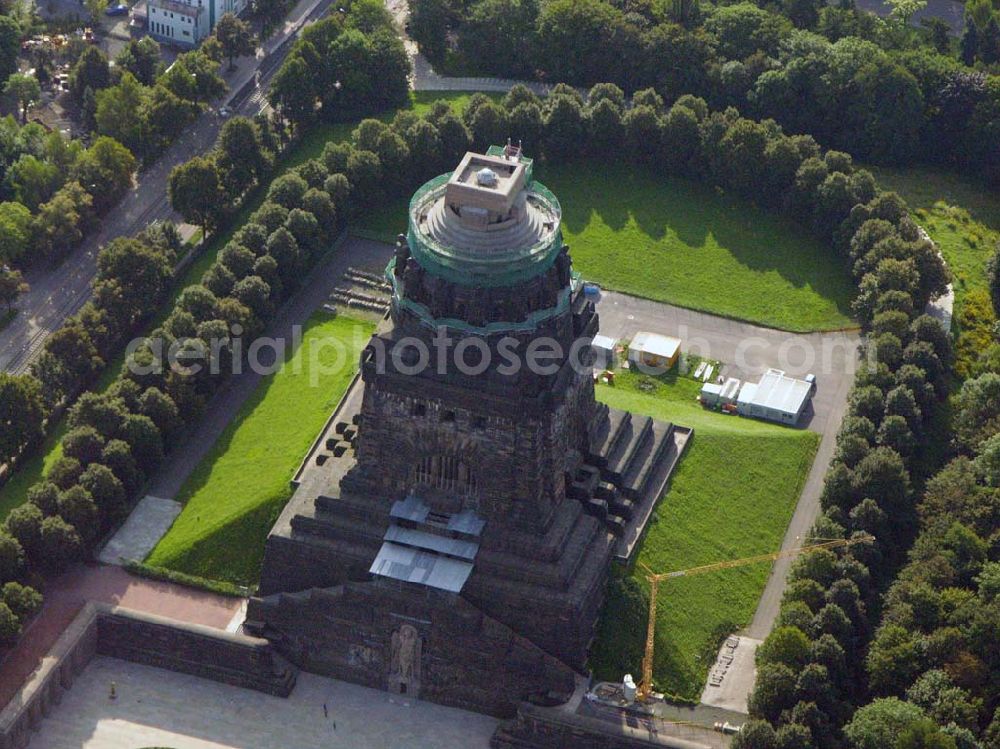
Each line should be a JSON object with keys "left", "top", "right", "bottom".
{"left": 635, "top": 534, "right": 875, "bottom": 701}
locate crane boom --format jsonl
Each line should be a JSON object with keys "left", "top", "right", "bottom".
{"left": 635, "top": 534, "right": 874, "bottom": 701}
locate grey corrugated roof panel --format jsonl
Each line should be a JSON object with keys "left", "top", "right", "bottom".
{"left": 384, "top": 525, "right": 479, "bottom": 560}
{"left": 369, "top": 542, "right": 474, "bottom": 593}
{"left": 448, "top": 509, "right": 485, "bottom": 536}
{"left": 390, "top": 494, "right": 429, "bottom": 523}
{"left": 752, "top": 369, "right": 811, "bottom": 415}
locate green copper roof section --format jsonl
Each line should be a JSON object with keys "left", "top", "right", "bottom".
{"left": 385, "top": 258, "right": 582, "bottom": 334}
{"left": 406, "top": 171, "right": 564, "bottom": 288}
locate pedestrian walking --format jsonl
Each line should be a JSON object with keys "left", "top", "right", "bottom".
{"left": 323, "top": 703, "right": 328, "bottom": 718}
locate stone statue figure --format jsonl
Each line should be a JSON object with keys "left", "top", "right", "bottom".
{"left": 389, "top": 624, "right": 422, "bottom": 693}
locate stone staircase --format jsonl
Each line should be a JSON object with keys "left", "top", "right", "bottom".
{"left": 325, "top": 266, "right": 391, "bottom": 313}
{"left": 565, "top": 407, "right": 681, "bottom": 553}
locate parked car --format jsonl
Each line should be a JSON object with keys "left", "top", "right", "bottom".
{"left": 218, "top": 106, "right": 233, "bottom": 118}
{"left": 105, "top": 4, "right": 128, "bottom": 16}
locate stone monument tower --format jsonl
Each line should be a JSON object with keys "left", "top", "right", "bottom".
{"left": 246, "top": 146, "right": 687, "bottom": 717}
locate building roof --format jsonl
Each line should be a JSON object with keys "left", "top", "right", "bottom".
{"left": 446, "top": 151, "right": 527, "bottom": 216}
{"left": 369, "top": 542, "right": 474, "bottom": 593}
{"left": 591, "top": 334, "right": 618, "bottom": 352}
{"left": 407, "top": 149, "right": 563, "bottom": 288}
{"left": 383, "top": 525, "right": 479, "bottom": 561}
{"left": 700, "top": 382, "right": 723, "bottom": 397}
{"left": 631, "top": 332, "right": 681, "bottom": 360}
{"left": 149, "top": 0, "right": 201, "bottom": 17}
{"left": 741, "top": 368, "right": 812, "bottom": 415}
{"left": 721, "top": 377, "right": 741, "bottom": 400}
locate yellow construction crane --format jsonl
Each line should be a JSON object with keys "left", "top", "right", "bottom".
{"left": 635, "top": 534, "right": 875, "bottom": 702}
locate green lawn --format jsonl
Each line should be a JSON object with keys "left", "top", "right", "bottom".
{"left": 545, "top": 162, "right": 855, "bottom": 332}
{"left": 589, "top": 372, "right": 819, "bottom": 701}
{"left": 145, "top": 314, "right": 374, "bottom": 587}
{"left": 361, "top": 161, "right": 857, "bottom": 332}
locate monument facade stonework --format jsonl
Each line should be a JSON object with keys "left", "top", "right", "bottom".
{"left": 246, "top": 146, "right": 688, "bottom": 719}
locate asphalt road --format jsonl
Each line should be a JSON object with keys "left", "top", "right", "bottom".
{"left": 594, "top": 290, "right": 861, "bottom": 647}
{"left": 0, "top": 0, "right": 334, "bottom": 375}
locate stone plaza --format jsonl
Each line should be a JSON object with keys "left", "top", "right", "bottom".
{"left": 27, "top": 657, "right": 498, "bottom": 748}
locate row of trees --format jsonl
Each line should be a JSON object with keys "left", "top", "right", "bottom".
{"left": 0, "top": 222, "right": 181, "bottom": 646}
{"left": 408, "top": 0, "right": 1000, "bottom": 178}
{"left": 839, "top": 310, "right": 1000, "bottom": 746}
{"left": 168, "top": 115, "right": 278, "bottom": 239}
{"left": 29, "top": 221, "right": 181, "bottom": 409}
{"left": 0, "top": 130, "right": 136, "bottom": 270}
{"left": 0, "top": 11, "right": 257, "bottom": 284}
{"left": 68, "top": 36, "right": 227, "bottom": 163}
{"left": 0, "top": 114, "right": 270, "bottom": 653}
{"left": 731, "top": 159, "right": 979, "bottom": 749}
{"left": 0, "top": 8, "right": 405, "bottom": 649}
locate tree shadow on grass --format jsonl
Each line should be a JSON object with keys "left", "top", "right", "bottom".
{"left": 172, "top": 314, "right": 321, "bottom": 507}
{"left": 541, "top": 161, "right": 855, "bottom": 322}
{"left": 154, "top": 490, "right": 291, "bottom": 588}
{"left": 866, "top": 165, "right": 1000, "bottom": 232}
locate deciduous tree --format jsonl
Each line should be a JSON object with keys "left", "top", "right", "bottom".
{"left": 168, "top": 156, "right": 224, "bottom": 237}
{"left": 4, "top": 73, "right": 40, "bottom": 123}
{"left": 215, "top": 13, "right": 256, "bottom": 70}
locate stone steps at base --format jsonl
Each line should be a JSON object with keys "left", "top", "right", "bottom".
{"left": 604, "top": 415, "right": 652, "bottom": 481}
{"left": 623, "top": 420, "right": 676, "bottom": 499}
{"left": 588, "top": 408, "right": 630, "bottom": 468}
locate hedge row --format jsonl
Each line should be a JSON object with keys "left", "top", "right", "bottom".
{"left": 841, "top": 372, "right": 1000, "bottom": 748}
{"left": 1, "top": 83, "right": 953, "bottom": 696}
{"left": 731, "top": 116, "right": 959, "bottom": 749}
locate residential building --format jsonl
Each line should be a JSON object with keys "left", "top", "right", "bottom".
{"left": 144, "top": 0, "right": 247, "bottom": 46}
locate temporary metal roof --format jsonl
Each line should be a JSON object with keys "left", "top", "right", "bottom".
{"left": 375, "top": 494, "right": 484, "bottom": 592}
{"left": 389, "top": 495, "right": 485, "bottom": 537}
{"left": 631, "top": 331, "right": 681, "bottom": 360}
{"left": 383, "top": 525, "right": 479, "bottom": 561}
{"left": 369, "top": 543, "right": 474, "bottom": 593}
{"left": 742, "top": 369, "right": 812, "bottom": 416}
{"left": 591, "top": 334, "right": 618, "bottom": 352}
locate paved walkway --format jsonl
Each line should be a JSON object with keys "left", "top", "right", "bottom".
{"left": 144, "top": 237, "right": 392, "bottom": 502}
{"left": 699, "top": 637, "right": 761, "bottom": 714}
{"left": 98, "top": 496, "right": 182, "bottom": 565}
{"left": 0, "top": 565, "right": 241, "bottom": 710}
{"left": 28, "top": 658, "right": 497, "bottom": 748}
